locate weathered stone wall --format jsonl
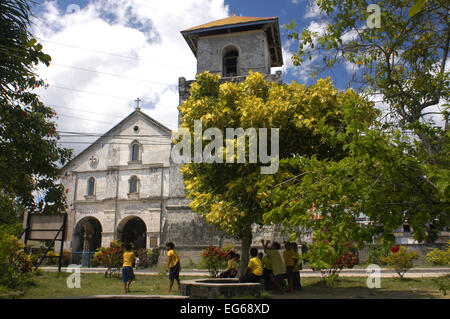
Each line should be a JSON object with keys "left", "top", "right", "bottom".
{"left": 196, "top": 30, "right": 271, "bottom": 76}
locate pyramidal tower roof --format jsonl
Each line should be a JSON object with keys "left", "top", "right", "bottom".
{"left": 182, "top": 14, "right": 278, "bottom": 32}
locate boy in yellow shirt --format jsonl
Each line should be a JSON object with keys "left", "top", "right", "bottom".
{"left": 165, "top": 242, "right": 181, "bottom": 293}
{"left": 240, "top": 248, "right": 263, "bottom": 283}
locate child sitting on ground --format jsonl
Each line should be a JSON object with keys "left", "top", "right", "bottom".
{"left": 239, "top": 248, "right": 263, "bottom": 283}
{"left": 220, "top": 251, "right": 238, "bottom": 278}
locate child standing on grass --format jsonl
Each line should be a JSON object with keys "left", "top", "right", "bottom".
{"left": 165, "top": 242, "right": 181, "bottom": 293}
{"left": 122, "top": 243, "right": 136, "bottom": 294}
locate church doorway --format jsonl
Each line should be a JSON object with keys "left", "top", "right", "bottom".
{"left": 117, "top": 216, "right": 147, "bottom": 250}
{"left": 72, "top": 217, "right": 102, "bottom": 266}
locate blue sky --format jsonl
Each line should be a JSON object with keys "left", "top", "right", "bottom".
{"left": 29, "top": 0, "right": 353, "bottom": 155}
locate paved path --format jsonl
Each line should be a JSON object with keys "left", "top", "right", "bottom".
{"left": 41, "top": 266, "right": 450, "bottom": 278}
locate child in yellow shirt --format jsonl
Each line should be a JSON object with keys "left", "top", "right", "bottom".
{"left": 220, "top": 251, "right": 238, "bottom": 278}
{"left": 165, "top": 242, "right": 181, "bottom": 293}
{"left": 122, "top": 243, "right": 136, "bottom": 293}
{"left": 240, "top": 248, "right": 263, "bottom": 283}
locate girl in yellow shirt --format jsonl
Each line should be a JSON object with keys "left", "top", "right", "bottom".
{"left": 122, "top": 243, "right": 136, "bottom": 293}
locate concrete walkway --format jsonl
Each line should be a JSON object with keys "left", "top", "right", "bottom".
{"left": 41, "top": 266, "right": 450, "bottom": 278}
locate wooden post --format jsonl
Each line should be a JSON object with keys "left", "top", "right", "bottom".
{"left": 57, "top": 214, "right": 67, "bottom": 272}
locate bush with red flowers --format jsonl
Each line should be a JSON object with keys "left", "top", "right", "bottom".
{"left": 200, "top": 246, "right": 229, "bottom": 277}
{"left": 306, "top": 239, "right": 359, "bottom": 286}
{"left": 93, "top": 241, "right": 124, "bottom": 278}
{"left": 380, "top": 246, "right": 419, "bottom": 279}
{"left": 391, "top": 245, "right": 400, "bottom": 253}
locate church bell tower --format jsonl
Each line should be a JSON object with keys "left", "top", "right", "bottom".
{"left": 178, "top": 15, "right": 284, "bottom": 125}
{"left": 181, "top": 14, "right": 283, "bottom": 77}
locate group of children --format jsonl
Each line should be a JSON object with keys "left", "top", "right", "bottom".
{"left": 121, "top": 240, "right": 304, "bottom": 294}
{"left": 121, "top": 241, "right": 181, "bottom": 294}
{"left": 240, "top": 240, "right": 302, "bottom": 294}
{"left": 217, "top": 240, "right": 303, "bottom": 294}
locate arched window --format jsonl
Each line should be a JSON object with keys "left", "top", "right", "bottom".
{"left": 87, "top": 177, "right": 95, "bottom": 196}
{"left": 223, "top": 47, "right": 238, "bottom": 77}
{"left": 129, "top": 175, "right": 138, "bottom": 194}
{"left": 131, "top": 142, "right": 139, "bottom": 162}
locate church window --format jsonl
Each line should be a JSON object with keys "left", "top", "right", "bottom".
{"left": 87, "top": 177, "right": 95, "bottom": 196}
{"left": 223, "top": 47, "right": 238, "bottom": 77}
{"left": 129, "top": 175, "right": 138, "bottom": 194}
{"left": 131, "top": 142, "right": 140, "bottom": 162}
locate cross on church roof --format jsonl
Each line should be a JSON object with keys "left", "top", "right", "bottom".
{"left": 135, "top": 97, "right": 141, "bottom": 110}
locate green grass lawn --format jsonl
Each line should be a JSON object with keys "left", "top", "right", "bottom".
{"left": 272, "top": 275, "right": 450, "bottom": 299}
{"left": 18, "top": 271, "right": 193, "bottom": 298}
{"left": 7, "top": 271, "right": 448, "bottom": 299}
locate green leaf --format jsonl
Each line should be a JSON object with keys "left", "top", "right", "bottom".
{"left": 408, "top": 0, "right": 427, "bottom": 18}
{"left": 337, "top": 132, "right": 346, "bottom": 142}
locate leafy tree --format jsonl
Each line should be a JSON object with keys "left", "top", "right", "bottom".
{"left": 177, "top": 71, "right": 376, "bottom": 274}
{"left": 282, "top": 0, "right": 449, "bottom": 242}
{"left": 261, "top": 99, "right": 448, "bottom": 263}
{"left": 0, "top": 0, "right": 72, "bottom": 223}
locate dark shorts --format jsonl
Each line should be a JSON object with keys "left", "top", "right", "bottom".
{"left": 169, "top": 263, "right": 180, "bottom": 281}
{"left": 122, "top": 266, "right": 135, "bottom": 283}
{"left": 240, "top": 273, "right": 262, "bottom": 283}
{"left": 263, "top": 268, "right": 273, "bottom": 279}
{"left": 286, "top": 266, "right": 294, "bottom": 280}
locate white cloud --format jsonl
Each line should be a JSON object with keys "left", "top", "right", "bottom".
{"left": 304, "top": 1, "right": 323, "bottom": 19}
{"left": 31, "top": 0, "right": 229, "bottom": 155}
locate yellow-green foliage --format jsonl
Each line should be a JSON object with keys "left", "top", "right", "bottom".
{"left": 426, "top": 242, "right": 450, "bottom": 266}
{"left": 380, "top": 246, "right": 419, "bottom": 279}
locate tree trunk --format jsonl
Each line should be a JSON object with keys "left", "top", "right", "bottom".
{"left": 237, "top": 229, "right": 253, "bottom": 278}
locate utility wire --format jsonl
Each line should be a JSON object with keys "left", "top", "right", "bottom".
{"left": 51, "top": 63, "right": 178, "bottom": 87}
{"left": 36, "top": 38, "right": 192, "bottom": 71}
{"left": 48, "top": 84, "right": 137, "bottom": 101}
{"left": 46, "top": 85, "right": 180, "bottom": 110}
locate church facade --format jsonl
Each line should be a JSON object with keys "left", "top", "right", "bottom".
{"left": 60, "top": 15, "right": 287, "bottom": 265}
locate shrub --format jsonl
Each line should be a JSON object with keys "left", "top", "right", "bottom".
{"left": 380, "top": 246, "right": 419, "bottom": 279}
{"left": 135, "top": 248, "right": 159, "bottom": 269}
{"left": 368, "top": 244, "right": 390, "bottom": 265}
{"left": 45, "top": 251, "right": 58, "bottom": 265}
{"left": 200, "top": 246, "right": 229, "bottom": 277}
{"left": 426, "top": 243, "right": 450, "bottom": 266}
{"left": 94, "top": 241, "right": 124, "bottom": 277}
{"left": 306, "top": 242, "right": 359, "bottom": 286}
{"left": 0, "top": 231, "right": 33, "bottom": 291}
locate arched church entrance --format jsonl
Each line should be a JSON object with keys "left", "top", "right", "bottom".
{"left": 117, "top": 216, "right": 147, "bottom": 250}
{"left": 72, "top": 217, "right": 102, "bottom": 266}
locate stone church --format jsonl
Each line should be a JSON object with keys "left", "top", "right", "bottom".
{"left": 60, "top": 15, "right": 286, "bottom": 265}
